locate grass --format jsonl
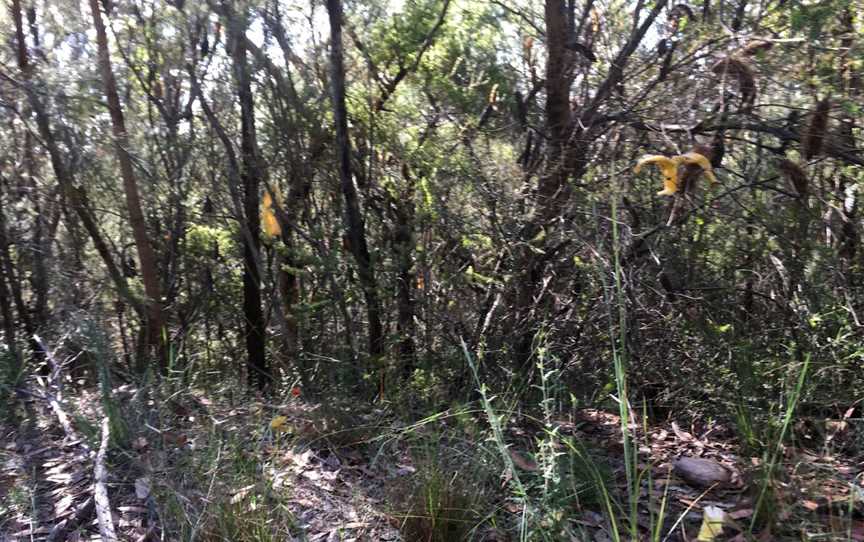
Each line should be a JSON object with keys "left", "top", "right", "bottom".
{"left": 1, "top": 305, "right": 845, "bottom": 542}
{"left": 395, "top": 460, "right": 483, "bottom": 542}
{"left": 199, "top": 490, "right": 297, "bottom": 542}
{"left": 749, "top": 353, "right": 811, "bottom": 531}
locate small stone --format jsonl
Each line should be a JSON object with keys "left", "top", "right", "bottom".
{"left": 673, "top": 457, "right": 731, "bottom": 488}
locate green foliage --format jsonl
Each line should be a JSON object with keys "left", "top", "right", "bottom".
{"left": 788, "top": 0, "right": 839, "bottom": 40}
{"left": 80, "top": 319, "right": 130, "bottom": 446}
{"left": 186, "top": 224, "right": 237, "bottom": 259}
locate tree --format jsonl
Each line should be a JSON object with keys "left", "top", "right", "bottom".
{"left": 228, "top": 8, "right": 270, "bottom": 390}
{"left": 88, "top": 0, "right": 167, "bottom": 367}
{"left": 326, "top": 0, "right": 385, "bottom": 369}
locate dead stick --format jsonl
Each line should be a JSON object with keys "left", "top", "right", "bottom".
{"left": 94, "top": 417, "right": 118, "bottom": 541}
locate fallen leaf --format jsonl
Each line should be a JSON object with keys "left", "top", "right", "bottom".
{"left": 270, "top": 415, "right": 289, "bottom": 432}
{"left": 508, "top": 449, "right": 538, "bottom": 471}
{"left": 671, "top": 422, "right": 694, "bottom": 442}
{"left": 231, "top": 484, "right": 255, "bottom": 504}
{"left": 728, "top": 508, "right": 753, "bottom": 520}
{"left": 117, "top": 506, "right": 148, "bottom": 513}
{"left": 395, "top": 464, "right": 416, "bottom": 476}
{"left": 801, "top": 500, "right": 820, "bottom": 511}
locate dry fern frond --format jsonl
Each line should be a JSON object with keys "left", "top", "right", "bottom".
{"left": 801, "top": 97, "right": 831, "bottom": 160}
{"left": 711, "top": 56, "right": 757, "bottom": 111}
{"left": 261, "top": 185, "right": 283, "bottom": 240}
{"left": 777, "top": 158, "right": 809, "bottom": 198}
{"left": 679, "top": 149, "right": 719, "bottom": 192}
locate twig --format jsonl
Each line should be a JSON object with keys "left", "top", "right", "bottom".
{"left": 94, "top": 417, "right": 118, "bottom": 542}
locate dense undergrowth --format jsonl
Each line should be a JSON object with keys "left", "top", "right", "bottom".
{"left": 2, "top": 314, "right": 862, "bottom": 541}
{"left": 1, "top": 0, "right": 863, "bottom": 540}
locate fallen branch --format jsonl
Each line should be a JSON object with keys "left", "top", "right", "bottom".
{"left": 48, "top": 396, "right": 76, "bottom": 440}
{"left": 94, "top": 417, "right": 118, "bottom": 542}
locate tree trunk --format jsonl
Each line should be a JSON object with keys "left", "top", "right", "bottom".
{"left": 11, "top": 0, "right": 48, "bottom": 331}
{"left": 511, "top": 0, "right": 668, "bottom": 366}
{"left": 88, "top": 0, "right": 166, "bottom": 367}
{"left": 395, "top": 164, "right": 417, "bottom": 378}
{"left": 512, "top": 0, "right": 575, "bottom": 364}
{"left": 325, "top": 0, "right": 385, "bottom": 366}
{"left": 229, "top": 15, "right": 269, "bottom": 391}
{"left": 277, "top": 250, "right": 300, "bottom": 359}
{"left": 0, "top": 198, "right": 20, "bottom": 368}
{"left": 836, "top": 7, "right": 859, "bottom": 267}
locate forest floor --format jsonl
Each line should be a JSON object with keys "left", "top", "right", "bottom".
{"left": 1, "top": 379, "right": 862, "bottom": 541}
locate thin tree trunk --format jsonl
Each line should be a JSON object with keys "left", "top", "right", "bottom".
{"left": 395, "top": 164, "right": 417, "bottom": 378}
{"left": 0, "top": 184, "right": 33, "bottom": 340}
{"left": 277, "top": 250, "right": 299, "bottom": 358}
{"left": 512, "top": 0, "right": 667, "bottom": 366}
{"left": 512, "top": 0, "right": 575, "bottom": 365}
{"left": 7, "top": 0, "right": 141, "bottom": 362}
{"left": 325, "top": 0, "right": 385, "bottom": 366}
{"left": 88, "top": 0, "right": 166, "bottom": 368}
{"left": 8, "top": 0, "right": 137, "bottom": 368}
{"left": 837, "top": 7, "right": 859, "bottom": 267}
{"left": 11, "top": 0, "right": 48, "bottom": 330}
{"left": 0, "top": 201, "right": 19, "bottom": 367}
{"left": 228, "top": 15, "right": 269, "bottom": 391}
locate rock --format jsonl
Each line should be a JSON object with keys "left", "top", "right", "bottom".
{"left": 673, "top": 457, "right": 731, "bottom": 488}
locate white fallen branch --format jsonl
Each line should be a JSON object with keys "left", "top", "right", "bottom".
{"left": 94, "top": 417, "right": 118, "bottom": 542}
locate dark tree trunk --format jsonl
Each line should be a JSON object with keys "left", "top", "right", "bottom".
{"left": 277, "top": 251, "right": 300, "bottom": 358}
{"left": 512, "top": 0, "right": 575, "bottom": 365}
{"left": 511, "top": 0, "right": 667, "bottom": 366}
{"left": 325, "top": 0, "right": 385, "bottom": 365}
{"left": 0, "top": 185, "right": 33, "bottom": 340}
{"left": 395, "top": 164, "right": 417, "bottom": 378}
{"left": 0, "top": 195, "right": 20, "bottom": 368}
{"left": 11, "top": 0, "right": 48, "bottom": 331}
{"left": 229, "top": 15, "right": 269, "bottom": 391}
{"left": 89, "top": 0, "right": 166, "bottom": 368}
